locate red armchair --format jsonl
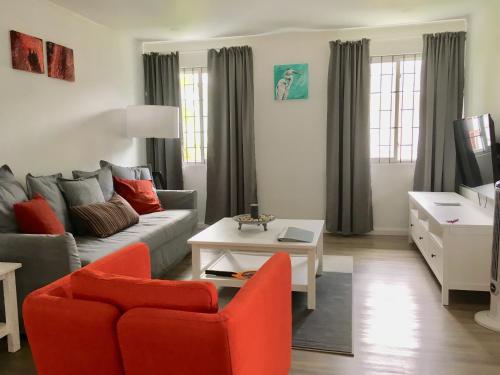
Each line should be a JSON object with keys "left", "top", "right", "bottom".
{"left": 23, "top": 243, "right": 292, "bottom": 375}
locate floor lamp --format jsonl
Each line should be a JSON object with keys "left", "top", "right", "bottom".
{"left": 126, "top": 105, "right": 180, "bottom": 189}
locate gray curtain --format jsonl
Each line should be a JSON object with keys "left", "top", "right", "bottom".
{"left": 413, "top": 32, "right": 466, "bottom": 192}
{"left": 143, "top": 52, "right": 184, "bottom": 189}
{"left": 326, "top": 39, "right": 373, "bottom": 235}
{"left": 205, "top": 46, "right": 257, "bottom": 224}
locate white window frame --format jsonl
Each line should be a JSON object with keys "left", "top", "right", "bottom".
{"left": 370, "top": 53, "right": 422, "bottom": 164}
{"left": 179, "top": 66, "right": 208, "bottom": 164}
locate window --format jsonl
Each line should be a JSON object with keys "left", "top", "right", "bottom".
{"left": 466, "top": 118, "right": 490, "bottom": 153}
{"left": 370, "top": 54, "right": 422, "bottom": 163}
{"left": 180, "top": 67, "right": 208, "bottom": 163}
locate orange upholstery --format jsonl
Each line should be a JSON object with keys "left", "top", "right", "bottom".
{"left": 23, "top": 242, "right": 292, "bottom": 375}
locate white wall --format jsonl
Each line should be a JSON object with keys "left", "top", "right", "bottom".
{"left": 465, "top": 1, "right": 500, "bottom": 122}
{"left": 0, "top": 0, "right": 144, "bottom": 181}
{"left": 144, "top": 20, "right": 466, "bottom": 232}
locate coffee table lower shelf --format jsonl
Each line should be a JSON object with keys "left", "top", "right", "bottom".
{"left": 199, "top": 251, "right": 319, "bottom": 292}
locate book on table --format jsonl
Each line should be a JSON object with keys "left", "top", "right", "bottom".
{"left": 277, "top": 226, "right": 314, "bottom": 243}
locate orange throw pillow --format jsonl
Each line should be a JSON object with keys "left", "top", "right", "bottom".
{"left": 113, "top": 176, "right": 164, "bottom": 215}
{"left": 13, "top": 193, "right": 65, "bottom": 234}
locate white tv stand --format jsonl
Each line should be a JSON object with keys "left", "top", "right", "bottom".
{"left": 408, "top": 192, "right": 493, "bottom": 305}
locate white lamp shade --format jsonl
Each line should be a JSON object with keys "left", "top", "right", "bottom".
{"left": 126, "top": 105, "right": 180, "bottom": 138}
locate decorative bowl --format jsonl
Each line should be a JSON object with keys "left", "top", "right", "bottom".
{"left": 232, "top": 214, "right": 275, "bottom": 231}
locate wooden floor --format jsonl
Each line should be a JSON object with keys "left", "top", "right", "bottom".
{"left": 1, "top": 235, "right": 500, "bottom": 374}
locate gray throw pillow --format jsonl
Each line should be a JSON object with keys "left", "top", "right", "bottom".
{"left": 58, "top": 177, "right": 106, "bottom": 235}
{"left": 72, "top": 167, "right": 114, "bottom": 201}
{"left": 0, "top": 165, "right": 28, "bottom": 232}
{"left": 100, "top": 160, "right": 153, "bottom": 181}
{"left": 26, "top": 173, "right": 72, "bottom": 232}
{"left": 58, "top": 178, "right": 105, "bottom": 207}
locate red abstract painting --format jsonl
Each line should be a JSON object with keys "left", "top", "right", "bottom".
{"left": 47, "top": 42, "right": 75, "bottom": 82}
{"left": 10, "top": 30, "right": 45, "bottom": 74}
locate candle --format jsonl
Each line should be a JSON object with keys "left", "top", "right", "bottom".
{"left": 250, "top": 203, "right": 259, "bottom": 219}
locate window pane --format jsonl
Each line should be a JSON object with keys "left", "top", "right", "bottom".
{"left": 379, "top": 145, "right": 391, "bottom": 159}
{"left": 380, "top": 92, "right": 393, "bottom": 111}
{"left": 380, "top": 111, "right": 392, "bottom": 129}
{"left": 370, "top": 54, "right": 421, "bottom": 163}
{"left": 180, "top": 67, "right": 208, "bottom": 163}
{"left": 401, "top": 124, "right": 413, "bottom": 145}
{"left": 401, "top": 109, "right": 414, "bottom": 128}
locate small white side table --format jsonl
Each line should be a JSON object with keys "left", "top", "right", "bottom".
{"left": 0, "top": 262, "right": 22, "bottom": 352}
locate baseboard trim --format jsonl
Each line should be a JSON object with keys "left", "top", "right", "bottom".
{"left": 369, "top": 228, "right": 409, "bottom": 236}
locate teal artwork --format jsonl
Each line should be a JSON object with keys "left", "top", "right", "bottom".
{"left": 274, "top": 63, "right": 308, "bottom": 100}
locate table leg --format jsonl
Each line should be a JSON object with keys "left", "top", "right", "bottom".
{"left": 4, "top": 271, "right": 20, "bottom": 352}
{"left": 192, "top": 245, "right": 201, "bottom": 280}
{"left": 442, "top": 285, "right": 450, "bottom": 306}
{"left": 317, "top": 231, "right": 324, "bottom": 275}
{"left": 307, "top": 248, "right": 316, "bottom": 310}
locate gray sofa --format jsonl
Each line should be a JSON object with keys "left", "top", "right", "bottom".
{"left": 0, "top": 189, "right": 198, "bottom": 329}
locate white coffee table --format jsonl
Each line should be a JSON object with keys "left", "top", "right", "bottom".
{"left": 0, "top": 262, "right": 22, "bottom": 352}
{"left": 188, "top": 218, "right": 325, "bottom": 309}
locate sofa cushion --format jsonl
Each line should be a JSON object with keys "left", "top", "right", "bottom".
{"left": 71, "top": 194, "right": 139, "bottom": 238}
{"left": 13, "top": 193, "right": 65, "bottom": 235}
{"left": 58, "top": 177, "right": 106, "bottom": 235}
{"left": 113, "top": 177, "right": 163, "bottom": 215}
{"left": 26, "top": 173, "right": 72, "bottom": 232}
{"left": 0, "top": 165, "right": 28, "bottom": 232}
{"left": 71, "top": 267, "right": 218, "bottom": 313}
{"left": 100, "top": 160, "right": 152, "bottom": 181}
{"left": 76, "top": 209, "right": 197, "bottom": 265}
{"left": 72, "top": 167, "right": 114, "bottom": 201}
{"left": 58, "top": 178, "right": 105, "bottom": 207}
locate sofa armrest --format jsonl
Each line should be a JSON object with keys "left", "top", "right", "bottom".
{"left": 116, "top": 253, "right": 292, "bottom": 375}
{"left": 0, "top": 233, "right": 81, "bottom": 329}
{"left": 156, "top": 190, "right": 197, "bottom": 210}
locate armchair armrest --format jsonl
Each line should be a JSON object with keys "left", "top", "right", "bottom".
{"left": 156, "top": 189, "right": 197, "bottom": 210}
{"left": 23, "top": 294, "right": 123, "bottom": 375}
{"left": 116, "top": 253, "right": 292, "bottom": 375}
{"left": 118, "top": 308, "right": 231, "bottom": 375}
{"left": 0, "top": 233, "right": 81, "bottom": 330}
{"left": 221, "top": 252, "right": 292, "bottom": 375}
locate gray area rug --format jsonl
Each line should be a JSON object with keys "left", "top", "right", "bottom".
{"left": 218, "top": 271, "right": 353, "bottom": 356}
{"left": 292, "top": 272, "right": 353, "bottom": 356}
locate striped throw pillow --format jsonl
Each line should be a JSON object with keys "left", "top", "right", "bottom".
{"left": 70, "top": 194, "right": 139, "bottom": 238}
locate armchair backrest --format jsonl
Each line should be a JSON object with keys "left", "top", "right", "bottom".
{"left": 116, "top": 252, "right": 292, "bottom": 375}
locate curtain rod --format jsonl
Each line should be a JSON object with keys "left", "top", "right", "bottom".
{"left": 144, "top": 49, "right": 219, "bottom": 55}
{"left": 179, "top": 49, "right": 211, "bottom": 54}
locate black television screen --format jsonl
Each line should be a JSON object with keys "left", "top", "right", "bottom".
{"left": 454, "top": 114, "right": 499, "bottom": 188}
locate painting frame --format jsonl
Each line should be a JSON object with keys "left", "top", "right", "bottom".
{"left": 9, "top": 30, "right": 45, "bottom": 74}
{"left": 46, "top": 41, "right": 75, "bottom": 82}
{"left": 274, "top": 63, "right": 309, "bottom": 100}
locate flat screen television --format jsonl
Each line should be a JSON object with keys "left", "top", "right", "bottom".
{"left": 454, "top": 114, "right": 500, "bottom": 189}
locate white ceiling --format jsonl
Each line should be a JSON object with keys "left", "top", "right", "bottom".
{"left": 49, "top": 0, "right": 476, "bottom": 41}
